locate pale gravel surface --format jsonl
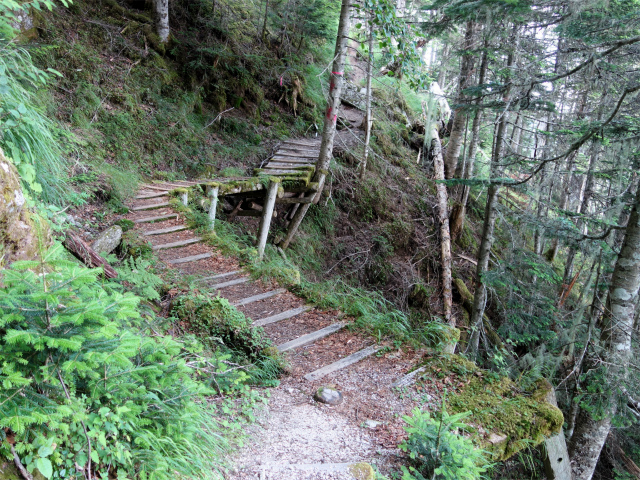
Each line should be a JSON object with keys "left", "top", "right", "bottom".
{"left": 227, "top": 387, "right": 382, "bottom": 480}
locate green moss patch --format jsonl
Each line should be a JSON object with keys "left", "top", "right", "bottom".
{"left": 419, "top": 355, "right": 563, "bottom": 461}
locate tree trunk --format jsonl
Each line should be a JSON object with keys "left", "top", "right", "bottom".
{"left": 358, "top": 10, "right": 374, "bottom": 180}
{"left": 279, "top": 0, "right": 351, "bottom": 249}
{"left": 569, "top": 179, "right": 640, "bottom": 480}
{"left": 64, "top": 232, "right": 118, "bottom": 279}
{"left": 443, "top": 21, "right": 476, "bottom": 179}
{"left": 467, "top": 29, "right": 516, "bottom": 360}
{"left": 437, "top": 43, "right": 450, "bottom": 87}
{"left": 154, "top": 0, "right": 170, "bottom": 43}
{"left": 428, "top": 120, "right": 454, "bottom": 345}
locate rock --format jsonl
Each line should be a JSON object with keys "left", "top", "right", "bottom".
{"left": 348, "top": 462, "right": 375, "bottom": 480}
{"left": 0, "top": 461, "right": 21, "bottom": 480}
{"left": 363, "top": 420, "right": 381, "bottom": 429}
{"left": 313, "top": 387, "right": 343, "bottom": 405}
{"left": 0, "top": 149, "right": 50, "bottom": 269}
{"left": 340, "top": 81, "right": 366, "bottom": 110}
{"left": 91, "top": 225, "right": 123, "bottom": 255}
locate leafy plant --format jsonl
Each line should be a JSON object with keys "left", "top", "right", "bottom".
{"left": 0, "top": 244, "right": 228, "bottom": 479}
{"left": 400, "top": 403, "right": 490, "bottom": 480}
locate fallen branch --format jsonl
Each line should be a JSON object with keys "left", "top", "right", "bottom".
{"left": 63, "top": 231, "right": 118, "bottom": 279}
{"left": 205, "top": 107, "right": 234, "bottom": 128}
{"left": 11, "top": 444, "right": 33, "bottom": 480}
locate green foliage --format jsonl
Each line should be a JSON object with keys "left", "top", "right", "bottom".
{"left": 400, "top": 405, "right": 490, "bottom": 480}
{"left": 0, "top": 244, "right": 228, "bottom": 479}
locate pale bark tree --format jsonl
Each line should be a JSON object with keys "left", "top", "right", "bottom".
{"left": 359, "top": 10, "right": 374, "bottom": 180}
{"left": 155, "top": 0, "right": 170, "bottom": 44}
{"left": 279, "top": 0, "right": 352, "bottom": 249}
{"left": 569, "top": 179, "right": 640, "bottom": 480}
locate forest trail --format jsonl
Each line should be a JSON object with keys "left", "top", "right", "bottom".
{"left": 126, "top": 169, "right": 427, "bottom": 480}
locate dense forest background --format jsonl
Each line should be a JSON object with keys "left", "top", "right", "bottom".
{"left": 1, "top": 0, "right": 640, "bottom": 479}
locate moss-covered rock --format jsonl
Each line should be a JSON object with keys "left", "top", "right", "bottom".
{"left": 0, "top": 149, "right": 50, "bottom": 269}
{"left": 348, "top": 462, "right": 375, "bottom": 480}
{"left": 420, "top": 355, "right": 563, "bottom": 461}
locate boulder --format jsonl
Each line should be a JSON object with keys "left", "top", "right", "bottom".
{"left": 91, "top": 225, "right": 123, "bottom": 255}
{"left": 340, "top": 81, "right": 366, "bottom": 110}
{"left": 0, "top": 149, "right": 49, "bottom": 269}
{"left": 313, "top": 386, "right": 343, "bottom": 405}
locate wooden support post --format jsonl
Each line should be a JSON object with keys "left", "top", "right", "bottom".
{"left": 207, "top": 185, "right": 220, "bottom": 229}
{"left": 257, "top": 179, "right": 280, "bottom": 259}
{"left": 181, "top": 191, "right": 188, "bottom": 206}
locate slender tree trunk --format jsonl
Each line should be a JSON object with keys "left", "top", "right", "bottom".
{"left": 261, "top": 0, "right": 269, "bottom": 42}
{"left": 426, "top": 116, "right": 454, "bottom": 346}
{"left": 279, "top": 0, "right": 351, "bottom": 249}
{"left": 437, "top": 43, "right": 450, "bottom": 87}
{"left": 548, "top": 151, "right": 577, "bottom": 262}
{"left": 154, "top": 0, "right": 170, "bottom": 44}
{"left": 443, "top": 21, "right": 476, "bottom": 179}
{"left": 569, "top": 180, "right": 640, "bottom": 480}
{"left": 467, "top": 29, "right": 516, "bottom": 360}
{"left": 359, "top": 10, "right": 374, "bottom": 180}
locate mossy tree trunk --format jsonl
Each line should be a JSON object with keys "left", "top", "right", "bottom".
{"left": 569, "top": 179, "right": 640, "bottom": 480}
{"left": 280, "top": 0, "right": 352, "bottom": 249}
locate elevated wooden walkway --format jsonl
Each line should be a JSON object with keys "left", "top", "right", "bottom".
{"left": 140, "top": 138, "right": 322, "bottom": 258}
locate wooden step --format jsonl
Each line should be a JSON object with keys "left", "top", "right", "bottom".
{"left": 267, "top": 162, "right": 314, "bottom": 169}
{"left": 152, "top": 237, "right": 202, "bottom": 250}
{"left": 209, "top": 276, "right": 250, "bottom": 290}
{"left": 255, "top": 169, "right": 308, "bottom": 176}
{"left": 277, "top": 323, "right": 345, "bottom": 352}
{"left": 304, "top": 345, "right": 381, "bottom": 382}
{"left": 199, "top": 270, "right": 242, "bottom": 282}
{"left": 167, "top": 252, "right": 212, "bottom": 264}
{"left": 391, "top": 366, "right": 427, "bottom": 389}
{"left": 269, "top": 156, "right": 317, "bottom": 164}
{"left": 141, "top": 185, "right": 171, "bottom": 192}
{"left": 232, "top": 288, "right": 286, "bottom": 307}
{"left": 274, "top": 151, "right": 318, "bottom": 158}
{"left": 132, "top": 201, "right": 170, "bottom": 211}
{"left": 134, "top": 213, "right": 178, "bottom": 223}
{"left": 143, "top": 225, "right": 188, "bottom": 236}
{"left": 282, "top": 140, "right": 321, "bottom": 147}
{"left": 252, "top": 306, "right": 312, "bottom": 327}
{"left": 136, "top": 191, "right": 168, "bottom": 200}
{"left": 262, "top": 165, "right": 300, "bottom": 171}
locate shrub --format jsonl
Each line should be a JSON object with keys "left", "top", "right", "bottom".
{"left": 400, "top": 406, "right": 490, "bottom": 480}
{"left": 0, "top": 244, "right": 227, "bottom": 479}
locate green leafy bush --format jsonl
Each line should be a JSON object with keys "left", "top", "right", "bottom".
{"left": 400, "top": 406, "right": 490, "bottom": 480}
{"left": 0, "top": 244, "right": 227, "bottom": 479}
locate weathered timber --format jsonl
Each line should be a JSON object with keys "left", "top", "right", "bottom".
{"left": 152, "top": 237, "right": 202, "bottom": 250}
{"left": 257, "top": 179, "right": 280, "bottom": 259}
{"left": 276, "top": 196, "right": 315, "bottom": 204}
{"left": 209, "top": 276, "right": 250, "bottom": 290}
{"left": 266, "top": 162, "right": 314, "bottom": 169}
{"left": 252, "top": 306, "right": 312, "bottom": 327}
{"left": 132, "top": 201, "right": 170, "bottom": 211}
{"left": 390, "top": 367, "right": 427, "bottom": 388}
{"left": 269, "top": 156, "right": 318, "bottom": 163}
{"left": 167, "top": 253, "right": 212, "bottom": 264}
{"left": 277, "top": 323, "right": 345, "bottom": 352}
{"left": 64, "top": 231, "right": 118, "bottom": 278}
{"left": 134, "top": 213, "right": 178, "bottom": 223}
{"left": 143, "top": 225, "right": 188, "bottom": 235}
{"left": 140, "top": 185, "right": 171, "bottom": 192}
{"left": 136, "top": 191, "right": 168, "bottom": 199}
{"left": 232, "top": 288, "right": 287, "bottom": 307}
{"left": 237, "top": 210, "right": 277, "bottom": 218}
{"left": 207, "top": 185, "right": 219, "bottom": 228}
{"left": 303, "top": 345, "right": 381, "bottom": 382}
{"left": 199, "top": 270, "right": 242, "bottom": 282}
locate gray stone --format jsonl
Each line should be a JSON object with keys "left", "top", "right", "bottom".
{"left": 313, "top": 387, "right": 343, "bottom": 405}
{"left": 363, "top": 420, "right": 382, "bottom": 429}
{"left": 91, "top": 225, "right": 123, "bottom": 255}
{"left": 340, "top": 81, "right": 366, "bottom": 110}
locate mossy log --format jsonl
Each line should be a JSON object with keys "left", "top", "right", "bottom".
{"left": 64, "top": 232, "right": 118, "bottom": 278}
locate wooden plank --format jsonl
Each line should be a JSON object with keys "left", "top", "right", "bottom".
{"left": 274, "top": 151, "right": 319, "bottom": 158}
{"left": 132, "top": 201, "right": 170, "bottom": 211}
{"left": 167, "top": 252, "right": 212, "bottom": 264}
{"left": 236, "top": 210, "right": 277, "bottom": 218}
{"left": 275, "top": 196, "right": 315, "bottom": 204}
{"left": 262, "top": 165, "right": 300, "bottom": 171}
{"left": 267, "top": 162, "right": 314, "bottom": 169}
{"left": 255, "top": 169, "right": 308, "bottom": 176}
{"left": 140, "top": 184, "right": 171, "bottom": 192}
{"left": 269, "top": 156, "right": 317, "bottom": 163}
{"left": 134, "top": 213, "right": 178, "bottom": 223}
{"left": 199, "top": 270, "right": 242, "bottom": 282}
{"left": 252, "top": 306, "right": 312, "bottom": 327}
{"left": 143, "top": 225, "right": 188, "bottom": 236}
{"left": 277, "top": 323, "right": 345, "bottom": 352}
{"left": 209, "top": 276, "right": 250, "bottom": 290}
{"left": 390, "top": 366, "right": 427, "bottom": 388}
{"left": 282, "top": 140, "right": 321, "bottom": 147}
{"left": 232, "top": 288, "right": 287, "bottom": 307}
{"left": 136, "top": 191, "right": 168, "bottom": 199}
{"left": 151, "top": 180, "right": 199, "bottom": 186}
{"left": 152, "top": 237, "right": 202, "bottom": 250}
{"left": 303, "top": 345, "right": 381, "bottom": 382}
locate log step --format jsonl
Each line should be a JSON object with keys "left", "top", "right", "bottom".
{"left": 140, "top": 185, "right": 171, "bottom": 192}
{"left": 152, "top": 237, "right": 202, "bottom": 250}
{"left": 167, "top": 252, "right": 212, "bottom": 264}
{"left": 282, "top": 140, "right": 321, "bottom": 148}
{"left": 277, "top": 323, "right": 345, "bottom": 352}
{"left": 266, "top": 162, "right": 314, "bottom": 169}
{"left": 136, "top": 191, "right": 168, "bottom": 199}
{"left": 232, "top": 288, "right": 287, "bottom": 307}
{"left": 209, "top": 276, "right": 250, "bottom": 290}
{"left": 252, "top": 306, "right": 312, "bottom": 327}
{"left": 303, "top": 345, "right": 381, "bottom": 382}
{"left": 132, "top": 201, "right": 170, "bottom": 211}
{"left": 273, "top": 151, "right": 319, "bottom": 158}
{"left": 134, "top": 213, "right": 178, "bottom": 223}
{"left": 199, "top": 270, "right": 243, "bottom": 282}
{"left": 269, "top": 156, "right": 317, "bottom": 163}
{"left": 143, "top": 225, "right": 188, "bottom": 236}
{"left": 391, "top": 366, "right": 427, "bottom": 389}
